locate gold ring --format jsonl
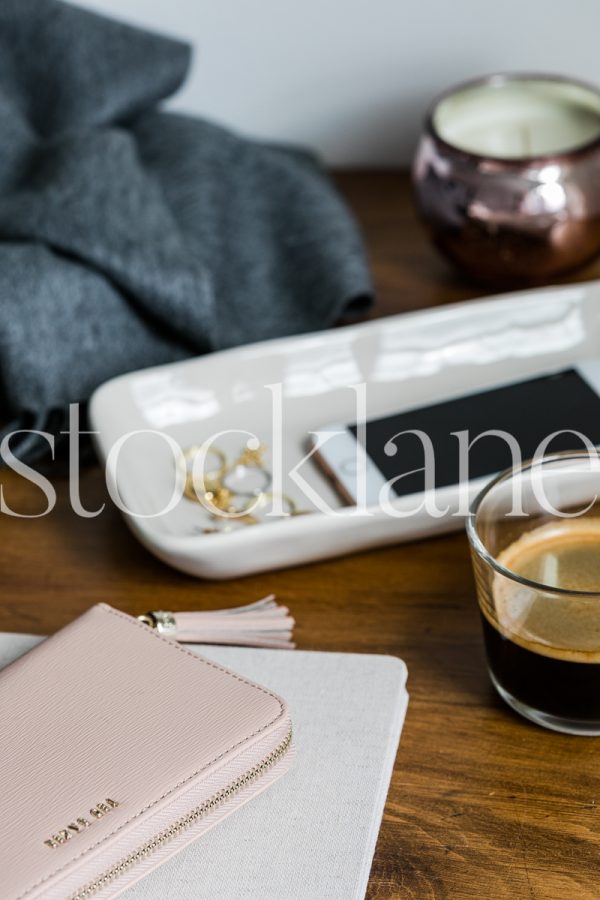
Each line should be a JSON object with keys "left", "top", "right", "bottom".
{"left": 180, "top": 445, "right": 228, "bottom": 500}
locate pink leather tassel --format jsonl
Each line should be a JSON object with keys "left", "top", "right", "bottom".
{"left": 139, "top": 596, "right": 295, "bottom": 649}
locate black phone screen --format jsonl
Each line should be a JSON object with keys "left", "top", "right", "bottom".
{"left": 348, "top": 368, "right": 600, "bottom": 498}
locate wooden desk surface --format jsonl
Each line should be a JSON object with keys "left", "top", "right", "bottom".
{"left": 2, "top": 171, "right": 600, "bottom": 899}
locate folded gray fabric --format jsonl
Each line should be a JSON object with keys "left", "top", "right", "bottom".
{"left": 0, "top": 0, "right": 372, "bottom": 459}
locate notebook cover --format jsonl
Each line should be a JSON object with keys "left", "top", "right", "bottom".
{"left": 0, "top": 634, "right": 408, "bottom": 900}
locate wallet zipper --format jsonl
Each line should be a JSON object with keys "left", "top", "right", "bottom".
{"left": 69, "top": 727, "right": 292, "bottom": 900}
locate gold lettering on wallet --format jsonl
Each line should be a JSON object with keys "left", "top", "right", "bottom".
{"left": 44, "top": 799, "right": 120, "bottom": 848}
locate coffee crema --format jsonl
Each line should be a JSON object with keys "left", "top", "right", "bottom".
{"left": 486, "top": 518, "right": 600, "bottom": 663}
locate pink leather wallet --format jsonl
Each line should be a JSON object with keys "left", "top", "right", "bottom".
{"left": 0, "top": 604, "right": 293, "bottom": 899}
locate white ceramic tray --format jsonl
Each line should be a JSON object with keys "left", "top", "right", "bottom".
{"left": 90, "top": 280, "right": 600, "bottom": 578}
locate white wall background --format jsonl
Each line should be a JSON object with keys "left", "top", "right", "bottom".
{"left": 76, "top": 0, "right": 600, "bottom": 166}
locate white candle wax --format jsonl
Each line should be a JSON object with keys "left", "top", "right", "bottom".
{"left": 434, "top": 77, "right": 600, "bottom": 159}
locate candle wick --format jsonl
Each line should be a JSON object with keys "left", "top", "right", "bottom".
{"left": 521, "top": 125, "right": 532, "bottom": 156}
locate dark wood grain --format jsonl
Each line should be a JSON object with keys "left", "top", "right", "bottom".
{"left": 3, "top": 171, "right": 600, "bottom": 899}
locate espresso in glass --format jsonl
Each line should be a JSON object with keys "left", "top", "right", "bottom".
{"left": 467, "top": 452, "right": 600, "bottom": 735}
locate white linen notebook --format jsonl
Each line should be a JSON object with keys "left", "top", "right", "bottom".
{"left": 0, "top": 634, "right": 408, "bottom": 900}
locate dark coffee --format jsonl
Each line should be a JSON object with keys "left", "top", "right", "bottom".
{"left": 482, "top": 518, "right": 600, "bottom": 724}
{"left": 481, "top": 614, "right": 600, "bottom": 721}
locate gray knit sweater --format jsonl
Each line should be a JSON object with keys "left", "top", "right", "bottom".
{"left": 0, "top": 0, "right": 372, "bottom": 458}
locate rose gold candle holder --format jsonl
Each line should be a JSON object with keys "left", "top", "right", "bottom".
{"left": 412, "top": 74, "right": 600, "bottom": 284}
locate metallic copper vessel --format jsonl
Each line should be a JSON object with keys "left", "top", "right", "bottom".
{"left": 413, "top": 74, "right": 600, "bottom": 284}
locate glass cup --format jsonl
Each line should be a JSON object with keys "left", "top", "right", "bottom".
{"left": 466, "top": 450, "right": 600, "bottom": 735}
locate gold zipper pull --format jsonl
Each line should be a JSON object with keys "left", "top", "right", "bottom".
{"left": 137, "top": 611, "right": 177, "bottom": 637}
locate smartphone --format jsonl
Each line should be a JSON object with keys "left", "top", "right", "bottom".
{"left": 311, "top": 362, "right": 600, "bottom": 506}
